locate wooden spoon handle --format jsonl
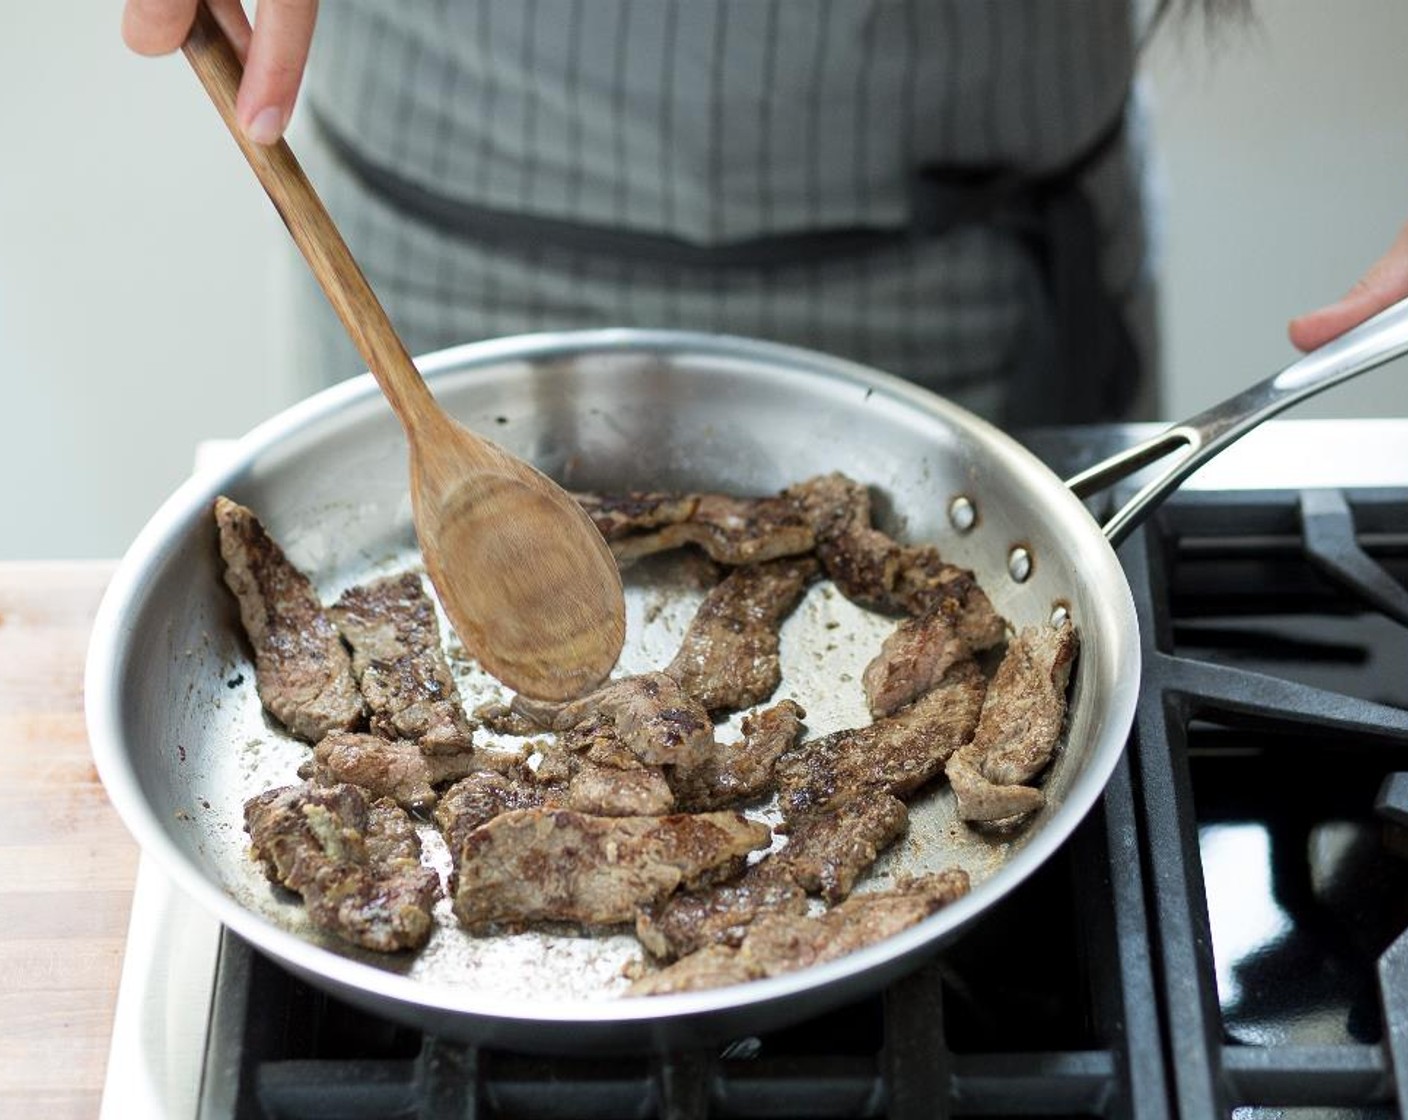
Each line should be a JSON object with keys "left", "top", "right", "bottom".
{"left": 181, "top": 4, "right": 443, "bottom": 435}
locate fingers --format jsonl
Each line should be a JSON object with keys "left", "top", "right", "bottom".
{"left": 121, "top": 0, "right": 199, "bottom": 55}
{"left": 206, "top": 0, "right": 254, "bottom": 64}
{"left": 1288, "top": 221, "right": 1408, "bottom": 352}
{"left": 234, "top": 0, "right": 320, "bottom": 146}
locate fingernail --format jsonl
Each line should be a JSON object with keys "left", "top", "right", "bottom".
{"left": 245, "top": 106, "right": 286, "bottom": 146}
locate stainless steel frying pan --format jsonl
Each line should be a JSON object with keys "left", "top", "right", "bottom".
{"left": 86, "top": 298, "right": 1408, "bottom": 1052}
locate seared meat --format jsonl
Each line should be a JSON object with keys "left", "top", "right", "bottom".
{"left": 514, "top": 672, "right": 714, "bottom": 771}
{"left": 474, "top": 701, "right": 543, "bottom": 737}
{"left": 214, "top": 497, "right": 364, "bottom": 742}
{"left": 434, "top": 769, "right": 558, "bottom": 894}
{"left": 636, "top": 792, "right": 908, "bottom": 960}
{"left": 299, "top": 731, "right": 507, "bottom": 813}
{"left": 244, "top": 782, "right": 439, "bottom": 952}
{"left": 665, "top": 557, "right": 820, "bottom": 712}
{"left": 628, "top": 870, "right": 970, "bottom": 995}
{"left": 436, "top": 770, "right": 553, "bottom": 853}
{"left": 582, "top": 491, "right": 815, "bottom": 566}
{"left": 775, "top": 660, "right": 987, "bottom": 820}
{"left": 568, "top": 761, "right": 675, "bottom": 817}
{"left": 944, "top": 745, "right": 1044, "bottom": 822}
{"left": 947, "top": 621, "right": 1079, "bottom": 823}
{"left": 451, "top": 808, "right": 772, "bottom": 929}
{"left": 670, "top": 699, "right": 807, "bottom": 811}
{"left": 574, "top": 491, "right": 700, "bottom": 541}
{"left": 774, "top": 794, "right": 909, "bottom": 904}
{"left": 862, "top": 580, "right": 1007, "bottom": 717}
{"left": 783, "top": 473, "right": 1000, "bottom": 622}
{"left": 330, "top": 573, "right": 474, "bottom": 754}
{"left": 560, "top": 718, "right": 670, "bottom": 814}
{"left": 634, "top": 860, "right": 806, "bottom": 961}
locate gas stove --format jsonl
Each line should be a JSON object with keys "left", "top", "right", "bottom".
{"left": 101, "top": 420, "right": 1408, "bottom": 1119}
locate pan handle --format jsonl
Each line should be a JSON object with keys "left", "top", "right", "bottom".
{"left": 1065, "top": 294, "right": 1408, "bottom": 546}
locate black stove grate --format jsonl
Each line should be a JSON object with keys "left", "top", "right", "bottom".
{"left": 198, "top": 479, "right": 1408, "bottom": 1120}
{"left": 1124, "top": 490, "right": 1408, "bottom": 1119}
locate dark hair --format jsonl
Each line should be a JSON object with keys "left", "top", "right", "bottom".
{"left": 1142, "top": 0, "right": 1254, "bottom": 52}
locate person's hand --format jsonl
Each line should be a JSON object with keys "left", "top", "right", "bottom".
{"left": 1288, "top": 221, "right": 1408, "bottom": 351}
{"left": 122, "top": 0, "right": 319, "bottom": 146}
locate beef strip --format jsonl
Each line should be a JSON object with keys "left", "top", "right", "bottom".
{"left": 329, "top": 573, "right": 475, "bottom": 754}
{"left": 634, "top": 859, "right": 806, "bottom": 960}
{"left": 669, "top": 699, "right": 807, "bottom": 811}
{"left": 782, "top": 473, "right": 903, "bottom": 610}
{"left": 947, "top": 621, "right": 1079, "bottom": 823}
{"left": 574, "top": 492, "right": 701, "bottom": 540}
{"left": 774, "top": 794, "right": 909, "bottom": 904}
{"left": 214, "top": 497, "right": 364, "bottom": 742}
{"left": 474, "top": 701, "right": 544, "bottom": 737}
{"left": 664, "top": 557, "right": 820, "bottom": 712}
{"left": 862, "top": 576, "right": 1007, "bottom": 717}
{"left": 636, "top": 792, "right": 908, "bottom": 960}
{"left": 244, "top": 782, "right": 439, "bottom": 952}
{"left": 434, "top": 768, "right": 558, "bottom": 894}
{"left": 783, "top": 473, "right": 1002, "bottom": 623}
{"left": 582, "top": 491, "right": 815, "bottom": 566}
{"left": 299, "top": 731, "right": 512, "bottom": 813}
{"left": 451, "top": 808, "right": 772, "bottom": 929}
{"left": 775, "top": 659, "right": 987, "bottom": 820}
{"left": 628, "top": 869, "right": 970, "bottom": 995}
{"left": 559, "top": 716, "right": 676, "bottom": 816}
{"left": 513, "top": 672, "right": 715, "bottom": 771}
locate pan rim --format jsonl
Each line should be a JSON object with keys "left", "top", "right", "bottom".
{"left": 84, "top": 327, "right": 1141, "bottom": 1028}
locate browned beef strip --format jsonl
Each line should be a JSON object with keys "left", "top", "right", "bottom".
{"left": 775, "top": 660, "right": 987, "bottom": 820}
{"left": 561, "top": 718, "right": 676, "bottom": 816}
{"left": 434, "top": 768, "right": 558, "bottom": 895}
{"left": 329, "top": 573, "right": 475, "bottom": 754}
{"left": 783, "top": 473, "right": 902, "bottom": 610}
{"left": 628, "top": 870, "right": 970, "bottom": 995}
{"left": 513, "top": 672, "right": 715, "bottom": 771}
{"left": 636, "top": 792, "right": 907, "bottom": 960}
{"left": 244, "top": 782, "right": 439, "bottom": 952}
{"left": 214, "top": 497, "right": 364, "bottom": 742}
{"left": 946, "top": 621, "right": 1079, "bottom": 823}
{"left": 774, "top": 794, "right": 909, "bottom": 904}
{"left": 299, "top": 731, "right": 508, "bottom": 813}
{"left": 436, "top": 770, "right": 553, "bottom": 857}
{"left": 574, "top": 491, "right": 700, "bottom": 541}
{"left": 783, "top": 474, "right": 1002, "bottom": 623}
{"left": 862, "top": 576, "right": 1007, "bottom": 717}
{"left": 594, "top": 492, "right": 816, "bottom": 566}
{"left": 451, "top": 808, "right": 772, "bottom": 929}
{"left": 664, "top": 557, "right": 820, "bottom": 712}
{"left": 944, "top": 745, "right": 1045, "bottom": 822}
{"left": 474, "top": 701, "right": 544, "bottom": 737}
{"left": 634, "top": 860, "right": 806, "bottom": 960}
{"left": 670, "top": 700, "right": 807, "bottom": 811}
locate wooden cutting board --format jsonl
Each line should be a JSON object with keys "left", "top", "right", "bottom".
{"left": 0, "top": 561, "right": 137, "bottom": 1120}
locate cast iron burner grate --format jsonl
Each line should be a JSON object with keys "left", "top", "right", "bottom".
{"left": 1126, "top": 489, "right": 1408, "bottom": 1118}
{"left": 197, "top": 472, "right": 1408, "bottom": 1120}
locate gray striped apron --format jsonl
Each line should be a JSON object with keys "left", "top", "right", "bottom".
{"left": 288, "top": 0, "right": 1159, "bottom": 425}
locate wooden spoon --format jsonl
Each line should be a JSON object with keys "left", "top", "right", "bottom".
{"left": 181, "top": 5, "right": 624, "bottom": 700}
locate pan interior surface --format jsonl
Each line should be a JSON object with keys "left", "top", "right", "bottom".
{"left": 88, "top": 331, "right": 1138, "bottom": 1027}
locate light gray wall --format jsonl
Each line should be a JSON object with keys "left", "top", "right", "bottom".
{"left": 0, "top": 3, "right": 298, "bottom": 561}
{"left": 1143, "top": 0, "right": 1408, "bottom": 420}
{"left": 3, "top": 2, "right": 1406, "bottom": 560}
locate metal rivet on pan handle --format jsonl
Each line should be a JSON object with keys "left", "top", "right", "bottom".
{"left": 1050, "top": 602, "right": 1070, "bottom": 627}
{"left": 1007, "top": 546, "right": 1032, "bottom": 582}
{"left": 948, "top": 495, "right": 976, "bottom": 533}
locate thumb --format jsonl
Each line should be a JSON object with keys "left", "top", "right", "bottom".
{"left": 1288, "top": 222, "right": 1408, "bottom": 352}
